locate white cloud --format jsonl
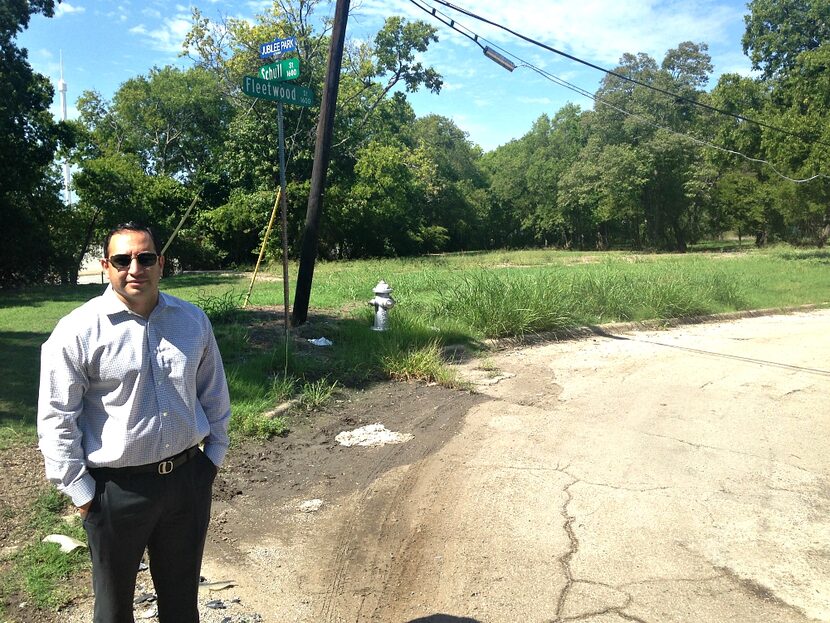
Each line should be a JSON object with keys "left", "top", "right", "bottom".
{"left": 439, "top": 81, "right": 464, "bottom": 92}
{"left": 142, "top": 8, "right": 163, "bottom": 19}
{"left": 359, "top": 0, "right": 745, "bottom": 66}
{"left": 55, "top": 2, "right": 86, "bottom": 18}
{"left": 129, "top": 16, "right": 194, "bottom": 54}
{"left": 246, "top": 1, "right": 271, "bottom": 12}
{"left": 518, "top": 96, "right": 555, "bottom": 105}
{"left": 107, "top": 6, "right": 130, "bottom": 23}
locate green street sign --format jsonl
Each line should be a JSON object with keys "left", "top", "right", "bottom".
{"left": 241, "top": 76, "right": 314, "bottom": 107}
{"left": 259, "top": 58, "right": 300, "bottom": 82}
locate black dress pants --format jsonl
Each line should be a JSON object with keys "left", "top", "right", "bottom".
{"left": 83, "top": 449, "right": 217, "bottom": 623}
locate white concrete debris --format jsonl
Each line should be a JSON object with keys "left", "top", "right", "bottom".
{"left": 308, "top": 337, "right": 333, "bottom": 346}
{"left": 42, "top": 534, "right": 87, "bottom": 553}
{"left": 298, "top": 499, "right": 324, "bottom": 513}
{"left": 335, "top": 423, "right": 414, "bottom": 447}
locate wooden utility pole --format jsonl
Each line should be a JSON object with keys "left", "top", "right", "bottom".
{"left": 291, "top": 0, "right": 350, "bottom": 325}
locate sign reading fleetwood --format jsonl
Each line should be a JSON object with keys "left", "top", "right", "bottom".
{"left": 241, "top": 75, "right": 314, "bottom": 107}
{"left": 259, "top": 36, "right": 298, "bottom": 59}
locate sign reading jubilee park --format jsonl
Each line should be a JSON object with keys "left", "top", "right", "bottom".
{"left": 241, "top": 75, "right": 314, "bottom": 107}
{"left": 259, "top": 36, "right": 298, "bottom": 59}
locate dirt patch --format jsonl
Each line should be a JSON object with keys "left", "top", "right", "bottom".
{"left": 0, "top": 380, "right": 483, "bottom": 622}
{"left": 0, "top": 442, "right": 48, "bottom": 557}
{"left": 213, "top": 379, "right": 484, "bottom": 514}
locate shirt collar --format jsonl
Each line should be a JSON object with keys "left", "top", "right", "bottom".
{"left": 100, "top": 286, "right": 179, "bottom": 317}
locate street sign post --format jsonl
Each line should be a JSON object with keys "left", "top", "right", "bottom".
{"left": 242, "top": 57, "right": 312, "bottom": 340}
{"left": 241, "top": 76, "right": 314, "bottom": 107}
{"left": 258, "top": 58, "right": 300, "bottom": 82}
{"left": 259, "top": 36, "right": 297, "bottom": 59}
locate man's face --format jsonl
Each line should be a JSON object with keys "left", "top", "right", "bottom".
{"left": 102, "top": 230, "right": 164, "bottom": 314}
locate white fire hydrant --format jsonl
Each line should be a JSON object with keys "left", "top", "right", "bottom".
{"left": 368, "top": 280, "right": 396, "bottom": 331}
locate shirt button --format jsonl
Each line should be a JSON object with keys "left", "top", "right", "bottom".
{"left": 157, "top": 380, "right": 163, "bottom": 386}
{"left": 165, "top": 444, "right": 170, "bottom": 449}
{"left": 162, "top": 412, "right": 168, "bottom": 417}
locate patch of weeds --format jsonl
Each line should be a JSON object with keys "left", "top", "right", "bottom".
{"left": 271, "top": 375, "right": 297, "bottom": 402}
{"left": 476, "top": 357, "right": 500, "bottom": 373}
{"left": 298, "top": 379, "right": 339, "bottom": 411}
{"left": 16, "top": 541, "right": 89, "bottom": 609}
{"left": 214, "top": 322, "right": 251, "bottom": 364}
{"left": 381, "top": 339, "right": 461, "bottom": 388}
{"left": 230, "top": 399, "right": 288, "bottom": 440}
{"left": 434, "top": 272, "right": 577, "bottom": 339}
{"left": 645, "top": 279, "right": 707, "bottom": 318}
{"left": 705, "top": 271, "right": 747, "bottom": 308}
{"left": 195, "top": 290, "right": 244, "bottom": 325}
{"left": 476, "top": 357, "right": 503, "bottom": 378}
{"left": 0, "top": 488, "right": 90, "bottom": 614}
{"left": 29, "top": 488, "right": 67, "bottom": 532}
{"left": 0, "top": 425, "right": 30, "bottom": 451}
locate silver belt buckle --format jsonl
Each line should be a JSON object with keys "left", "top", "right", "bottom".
{"left": 158, "top": 460, "right": 174, "bottom": 475}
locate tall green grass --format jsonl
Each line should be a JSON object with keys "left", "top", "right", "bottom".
{"left": 431, "top": 260, "right": 752, "bottom": 338}
{"left": 2, "top": 245, "right": 829, "bottom": 443}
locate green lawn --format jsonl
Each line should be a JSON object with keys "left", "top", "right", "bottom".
{"left": 2, "top": 245, "right": 829, "bottom": 444}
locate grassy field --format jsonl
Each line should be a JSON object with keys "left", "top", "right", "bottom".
{"left": 1, "top": 244, "right": 829, "bottom": 615}
{"left": 2, "top": 244, "right": 829, "bottom": 445}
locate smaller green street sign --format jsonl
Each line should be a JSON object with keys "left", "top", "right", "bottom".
{"left": 259, "top": 58, "right": 300, "bottom": 82}
{"left": 241, "top": 75, "right": 314, "bottom": 107}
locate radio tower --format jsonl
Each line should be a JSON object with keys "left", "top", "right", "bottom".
{"left": 58, "top": 50, "right": 71, "bottom": 205}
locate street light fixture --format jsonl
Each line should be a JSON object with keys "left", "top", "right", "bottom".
{"left": 483, "top": 46, "right": 516, "bottom": 72}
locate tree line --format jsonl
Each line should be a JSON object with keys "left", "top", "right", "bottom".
{"left": 1, "top": 0, "right": 827, "bottom": 286}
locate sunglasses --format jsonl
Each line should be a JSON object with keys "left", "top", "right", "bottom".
{"left": 106, "top": 253, "right": 159, "bottom": 270}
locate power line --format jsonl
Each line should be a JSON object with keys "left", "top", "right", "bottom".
{"left": 409, "top": 0, "right": 485, "bottom": 51}
{"left": 407, "top": 0, "right": 828, "bottom": 182}
{"left": 421, "top": 0, "right": 830, "bottom": 150}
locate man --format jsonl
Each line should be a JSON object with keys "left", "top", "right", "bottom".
{"left": 37, "top": 222, "right": 231, "bottom": 623}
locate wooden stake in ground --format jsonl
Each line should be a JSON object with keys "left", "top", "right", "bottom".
{"left": 243, "top": 188, "right": 281, "bottom": 309}
{"left": 160, "top": 190, "right": 201, "bottom": 257}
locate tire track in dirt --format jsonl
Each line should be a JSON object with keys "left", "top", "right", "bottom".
{"left": 202, "top": 382, "right": 485, "bottom": 622}
{"left": 318, "top": 440, "right": 433, "bottom": 621}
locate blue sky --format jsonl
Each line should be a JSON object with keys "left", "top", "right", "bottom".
{"left": 20, "top": 0, "right": 754, "bottom": 152}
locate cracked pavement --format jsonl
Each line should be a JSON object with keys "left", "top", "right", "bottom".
{"left": 439, "top": 309, "right": 830, "bottom": 623}
{"left": 199, "top": 309, "right": 830, "bottom": 622}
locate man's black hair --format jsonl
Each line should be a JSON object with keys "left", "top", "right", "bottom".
{"left": 103, "top": 223, "right": 161, "bottom": 257}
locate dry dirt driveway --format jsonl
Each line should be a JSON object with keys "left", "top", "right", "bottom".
{"left": 203, "top": 309, "right": 830, "bottom": 623}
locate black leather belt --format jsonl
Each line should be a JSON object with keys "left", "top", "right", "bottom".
{"left": 90, "top": 446, "right": 200, "bottom": 477}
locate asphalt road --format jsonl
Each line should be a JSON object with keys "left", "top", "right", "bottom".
{"left": 197, "top": 309, "right": 830, "bottom": 623}
{"left": 437, "top": 309, "right": 830, "bottom": 623}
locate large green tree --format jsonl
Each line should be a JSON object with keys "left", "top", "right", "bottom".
{"left": 71, "top": 66, "right": 231, "bottom": 271}
{"left": 737, "top": 0, "right": 830, "bottom": 245}
{"left": 0, "top": 0, "right": 74, "bottom": 284}
{"left": 558, "top": 43, "right": 714, "bottom": 250}
{"left": 181, "top": 0, "right": 443, "bottom": 261}
{"left": 742, "top": 0, "right": 830, "bottom": 79}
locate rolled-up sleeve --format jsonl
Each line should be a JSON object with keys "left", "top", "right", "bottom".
{"left": 37, "top": 329, "right": 96, "bottom": 507}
